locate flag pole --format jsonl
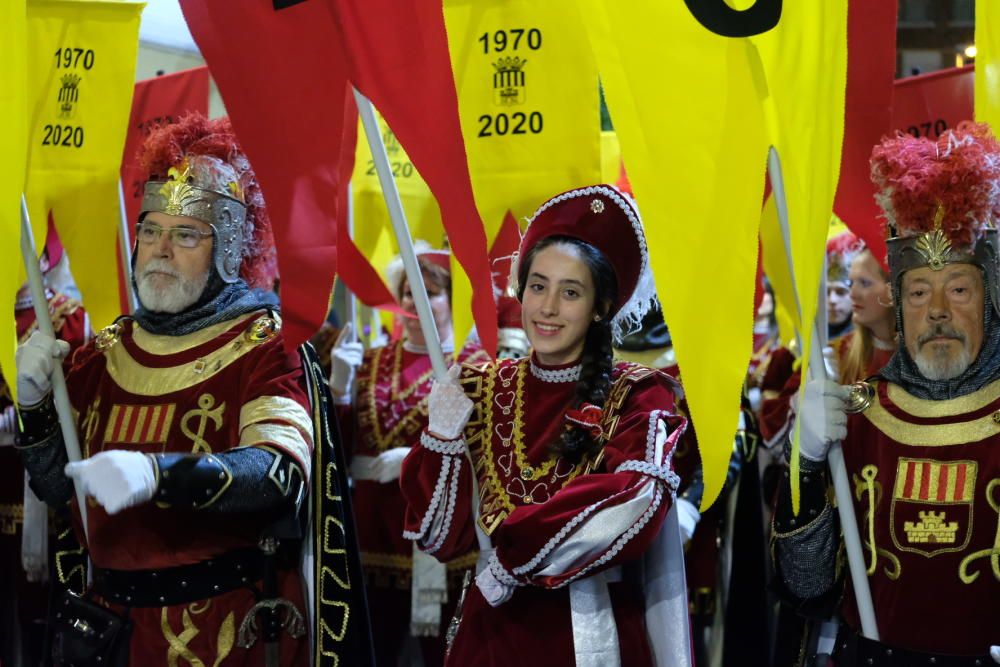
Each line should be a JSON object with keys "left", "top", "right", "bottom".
{"left": 353, "top": 89, "right": 448, "bottom": 381}
{"left": 19, "top": 195, "right": 89, "bottom": 539}
{"left": 117, "top": 180, "right": 137, "bottom": 314}
{"left": 345, "top": 181, "right": 359, "bottom": 342}
{"left": 354, "top": 89, "right": 490, "bottom": 554}
{"left": 767, "top": 148, "right": 878, "bottom": 640}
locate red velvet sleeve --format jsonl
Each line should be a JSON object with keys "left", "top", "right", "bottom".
{"left": 235, "top": 336, "right": 314, "bottom": 479}
{"left": 759, "top": 350, "right": 801, "bottom": 448}
{"left": 488, "top": 375, "right": 685, "bottom": 590}
{"left": 399, "top": 432, "right": 476, "bottom": 560}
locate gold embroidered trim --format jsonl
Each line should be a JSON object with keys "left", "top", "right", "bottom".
{"left": 863, "top": 392, "right": 1000, "bottom": 446}
{"left": 361, "top": 551, "right": 412, "bottom": 571}
{"left": 240, "top": 423, "right": 312, "bottom": 475}
{"left": 240, "top": 396, "right": 312, "bottom": 436}
{"left": 958, "top": 478, "right": 1000, "bottom": 584}
{"left": 105, "top": 314, "right": 274, "bottom": 396}
{"left": 132, "top": 312, "right": 261, "bottom": 355}
{"left": 885, "top": 377, "right": 1000, "bottom": 418}
{"left": 361, "top": 343, "right": 433, "bottom": 453}
{"left": 0, "top": 503, "right": 24, "bottom": 535}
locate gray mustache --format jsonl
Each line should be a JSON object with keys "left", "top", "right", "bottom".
{"left": 917, "top": 325, "right": 965, "bottom": 346}
{"left": 139, "top": 260, "right": 181, "bottom": 280}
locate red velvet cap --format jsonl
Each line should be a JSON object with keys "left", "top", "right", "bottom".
{"left": 519, "top": 184, "right": 646, "bottom": 317}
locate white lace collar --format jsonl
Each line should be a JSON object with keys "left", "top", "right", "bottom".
{"left": 529, "top": 358, "right": 582, "bottom": 383}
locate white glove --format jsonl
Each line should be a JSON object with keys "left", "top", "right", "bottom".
{"left": 16, "top": 331, "right": 70, "bottom": 406}
{"left": 676, "top": 497, "right": 701, "bottom": 545}
{"left": 798, "top": 377, "right": 850, "bottom": 463}
{"left": 21, "top": 475, "right": 48, "bottom": 583}
{"left": 329, "top": 323, "right": 364, "bottom": 397}
{"left": 65, "top": 450, "right": 156, "bottom": 515}
{"left": 476, "top": 564, "right": 514, "bottom": 607}
{"left": 990, "top": 645, "right": 1000, "bottom": 664}
{"left": 0, "top": 406, "right": 16, "bottom": 447}
{"left": 822, "top": 345, "right": 840, "bottom": 382}
{"left": 373, "top": 447, "right": 410, "bottom": 484}
{"left": 427, "top": 364, "right": 473, "bottom": 440}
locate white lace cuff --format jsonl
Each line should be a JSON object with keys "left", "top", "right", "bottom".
{"left": 420, "top": 431, "right": 465, "bottom": 456}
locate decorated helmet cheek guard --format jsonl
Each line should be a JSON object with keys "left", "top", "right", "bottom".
{"left": 138, "top": 154, "right": 248, "bottom": 284}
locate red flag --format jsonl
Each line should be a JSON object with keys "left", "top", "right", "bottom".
{"left": 332, "top": 0, "right": 498, "bottom": 355}
{"left": 181, "top": 0, "right": 496, "bottom": 355}
{"left": 489, "top": 210, "right": 522, "bottom": 294}
{"left": 117, "top": 67, "right": 210, "bottom": 312}
{"left": 891, "top": 66, "right": 974, "bottom": 138}
{"left": 180, "top": 0, "right": 399, "bottom": 351}
{"left": 832, "top": 0, "right": 897, "bottom": 268}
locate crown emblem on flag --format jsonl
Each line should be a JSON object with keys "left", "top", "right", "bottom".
{"left": 492, "top": 56, "right": 527, "bottom": 106}
{"left": 57, "top": 73, "right": 81, "bottom": 117}
{"left": 903, "top": 510, "right": 959, "bottom": 544}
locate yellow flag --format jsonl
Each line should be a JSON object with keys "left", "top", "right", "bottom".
{"left": 976, "top": 0, "right": 1000, "bottom": 129}
{"left": 579, "top": 0, "right": 769, "bottom": 508}
{"left": 24, "top": 0, "right": 143, "bottom": 331}
{"left": 445, "top": 0, "right": 602, "bottom": 347}
{"left": 600, "top": 130, "right": 621, "bottom": 185}
{"left": 753, "top": 2, "right": 848, "bottom": 510}
{"left": 759, "top": 195, "right": 798, "bottom": 348}
{"left": 0, "top": 1, "right": 27, "bottom": 404}
{"left": 352, "top": 114, "right": 446, "bottom": 258}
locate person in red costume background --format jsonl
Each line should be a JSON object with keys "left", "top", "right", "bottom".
{"left": 14, "top": 113, "right": 372, "bottom": 667}
{"left": 329, "top": 242, "right": 488, "bottom": 667}
{"left": 774, "top": 122, "right": 1000, "bottom": 665}
{"left": 401, "top": 184, "right": 687, "bottom": 666}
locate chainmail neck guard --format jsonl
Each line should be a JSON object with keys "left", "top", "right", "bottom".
{"left": 130, "top": 276, "right": 279, "bottom": 337}
{"left": 878, "top": 270, "right": 1000, "bottom": 400}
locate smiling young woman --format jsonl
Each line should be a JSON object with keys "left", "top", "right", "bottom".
{"left": 400, "top": 185, "right": 688, "bottom": 667}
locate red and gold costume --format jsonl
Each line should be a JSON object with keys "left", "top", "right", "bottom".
{"left": 834, "top": 379, "right": 1000, "bottom": 653}
{"left": 64, "top": 312, "right": 312, "bottom": 664}
{"left": 401, "top": 355, "right": 685, "bottom": 666}
{"left": 338, "top": 339, "right": 488, "bottom": 664}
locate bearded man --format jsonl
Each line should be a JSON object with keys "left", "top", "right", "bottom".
{"left": 14, "top": 114, "right": 371, "bottom": 667}
{"left": 773, "top": 122, "right": 1000, "bottom": 665}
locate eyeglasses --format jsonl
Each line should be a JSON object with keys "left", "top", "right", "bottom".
{"left": 136, "top": 221, "right": 213, "bottom": 249}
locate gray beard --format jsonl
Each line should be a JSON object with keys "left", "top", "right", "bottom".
{"left": 914, "top": 345, "right": 972, "bottom": 381}
{"left": 136, "top": 260, "right": 208, "bottom": 314}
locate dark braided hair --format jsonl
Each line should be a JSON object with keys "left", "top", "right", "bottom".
{"left": 517, "top": 236, "right": 618, "bottom": 463}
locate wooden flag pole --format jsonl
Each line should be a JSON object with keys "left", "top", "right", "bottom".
{"left": 767, "top": 147, "right": 878, "bottom": 640}
{"left": 19, "top": 195, "right": 89, "bottom": 540}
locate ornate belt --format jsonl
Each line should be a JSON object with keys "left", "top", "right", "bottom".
{"left": 92, "top": 547, "right": 266, "bottom": 608}
{"left": 836, "top": 630, "right": 995, "bottom": 667}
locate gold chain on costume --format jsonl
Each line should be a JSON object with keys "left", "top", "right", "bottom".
{"left": 959, "top": 479, "right": 1000, "bottom": 584}
{"left": 389, "top": 343, "right": 434, "bottom": 401}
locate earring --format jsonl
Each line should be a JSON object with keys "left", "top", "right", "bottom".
{"left": 593, "top": 314, "right": 601, "bottom": 322}
{"left": 877, "top": 295, "right": 894, "bottom": 308}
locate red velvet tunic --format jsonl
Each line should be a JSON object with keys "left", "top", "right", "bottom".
{"left": 64, "top": 312, "right": 312, "bottom": 666}
{"left": 401, "top": 355, "right": 686, "bottom": 666}
{"left": 839, "top": 378, "right": 1000, "bottom": 655}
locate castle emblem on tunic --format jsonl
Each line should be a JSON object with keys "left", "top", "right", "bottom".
{"left": 492, "top": 56, "right": 527, "bottom": 106}
{"left": 58, "top": 73, "right": 81, "bottom": 118}
{"left": 904, "top": 511, "right": 959, "bottom": 544}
